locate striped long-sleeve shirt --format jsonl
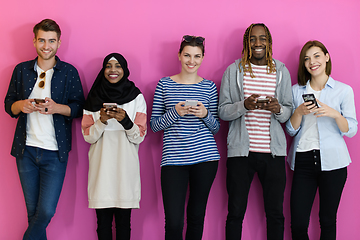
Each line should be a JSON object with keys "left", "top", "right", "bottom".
{"left": 150, "top": 77, "right": 220, "bottom": 166}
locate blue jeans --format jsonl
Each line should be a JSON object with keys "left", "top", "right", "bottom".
{"left": 16, "top": 146, "right": 67, "bottom": 240}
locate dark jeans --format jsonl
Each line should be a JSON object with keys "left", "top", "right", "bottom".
{"left": 226, "top": 152, "right": 286, "bottom": 240}
{"left": 290, "top": 150, "right": 347, "bottom": 240}
{"left": 96, "top": 208, "right": 132, "bottom": 240}
{"left": 16, "top": 146, "right": 67, "bottom": 240}
{"left": 161, "top": 161, "right": 218, "bottom": 240}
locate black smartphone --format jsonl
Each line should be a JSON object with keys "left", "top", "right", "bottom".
{"left": 302, "top": 94, "right": 318, "bottom": 107}
{"left": 256, "top": 98, "right": 270, "bottom": 103}
{"left": 34, "top": 98, "right": 45, "bottom": 104}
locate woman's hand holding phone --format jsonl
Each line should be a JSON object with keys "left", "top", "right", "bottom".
{"left": 106, "top": 108, "right": 126, "bottom": 122}
{"left": 100, "top": 108, "right": 112, "bottom": 124}
{"left": 175, "top": 100, "right": 207, "bottom": 118}
{"left": 188, "top": 102, "right": 208, "bottom": 118}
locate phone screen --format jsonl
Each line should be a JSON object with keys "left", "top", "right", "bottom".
{"left": 103, "top": 103, "right": 118, "bottom": 111}
{"left": 302, "top": 94, "right": 318, "bottom": 107}
{"left": 184, "top": 100, "right": 198, "bottom": 107}
{"left": 256, "top": 98, "right": 269, "bottom": 103}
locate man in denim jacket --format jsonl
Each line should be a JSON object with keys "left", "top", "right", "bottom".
{"left": 4, "top": 19, "right": 84, "bottom": 239}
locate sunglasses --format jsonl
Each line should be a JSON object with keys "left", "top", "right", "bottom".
{"left": 182, "top": 35, "right": 205, "bottom": 44}
{"left": 38, "top": 72, "right": 46, "bottom": 89}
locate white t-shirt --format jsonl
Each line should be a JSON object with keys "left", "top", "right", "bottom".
{"left": 26, "top": 65, "right": 58, "bottom": 151}
{"left": 296, "top": 84, "right": 321, "bottom": 152}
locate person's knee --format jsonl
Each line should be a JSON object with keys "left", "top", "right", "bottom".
{"left": 35, "top": 207, "right": 56, "bottom": 224}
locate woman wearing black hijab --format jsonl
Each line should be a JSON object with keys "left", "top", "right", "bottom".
{"left": 82, "top": 53, "right": 147, "bottom": 240}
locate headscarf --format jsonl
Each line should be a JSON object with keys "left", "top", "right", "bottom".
{"left": 84, "top": 53, "right": 141, "bottom": 112}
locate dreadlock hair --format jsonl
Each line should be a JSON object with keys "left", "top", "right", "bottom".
{"left": 239, "top": 23, "right": 275, "bottom": 78}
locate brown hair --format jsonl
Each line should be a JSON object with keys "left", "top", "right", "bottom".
{"left": 33, "top": 19, "right": 61, "bottom": 40}
{"left": 240, "top": 23, "right": 275, "bottom": 77}
{"left": 298, "top": 40, "right": 332, "bottom": 86}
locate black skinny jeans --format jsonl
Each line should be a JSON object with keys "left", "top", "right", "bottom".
{"left": 161, "top": 161, "right": 218, "bottom": 240}
{"left": 95, "top": 208, "right": 132, "bottom": 240}
{"left": 291, "top": 150, "right": 347, "bottom": 240}
{"left": 226, "top": 152, "right": 286, "bottom": 240}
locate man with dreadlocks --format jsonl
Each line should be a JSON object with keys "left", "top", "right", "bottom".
{"left": 219, "top": 23, "right": 293, "bottom": 240}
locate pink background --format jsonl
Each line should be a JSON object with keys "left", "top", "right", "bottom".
{"left": 1, "top": 0, "right": 359, "bottom": 239}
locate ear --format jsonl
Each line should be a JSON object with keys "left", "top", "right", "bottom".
{"left": 33, "top": 38, "right": 36, "bottom": 47}
{"left": 58, "top": 39, "right": 61, "bottom": 48}
{"left": 325, "top": 53, "right": 330, "bottom": 62}
{"left": 178, "top": 52, "right": 181, "bottom": 61}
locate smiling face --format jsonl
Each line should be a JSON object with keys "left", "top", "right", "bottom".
{"left": 178, "top": 46, "right": 204, "bottom": 74}
{"left": 104, "top": 60, "right": 124, "bottom": 83}
{"left": 304, "top": 46, "right": 329, "bottom": 79}
{"left": 249, "top": 25, "right": 267, "bottom": 65}
{"left": 33, "top": 30, "right": 61, "bottom": 61}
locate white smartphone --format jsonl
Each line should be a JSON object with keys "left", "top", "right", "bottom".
{"left": 184, "top": 100, "right": 198, "bottom": 107}
{"left": 103, "top": 103, "right": 118, "bottom": 111}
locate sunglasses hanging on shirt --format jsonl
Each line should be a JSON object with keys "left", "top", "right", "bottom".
{"left": 38, "top": 72, "right": 46, "bottom": 89}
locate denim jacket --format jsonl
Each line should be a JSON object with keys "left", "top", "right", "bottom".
{"left": 4, "top": 56, "right": 85, "bottom": 162}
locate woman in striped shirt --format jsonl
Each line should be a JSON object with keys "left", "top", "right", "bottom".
{"left": 150, "top": 35, "right": 220, "bottom": 240}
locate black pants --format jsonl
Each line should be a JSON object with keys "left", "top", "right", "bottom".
{"left": 226, "top": 152, "right": 286, "bottom": 240}
{"left": 161, "top": 161, "right": 218, "bottom": 240}
{"left": 290, "top": 150, "right": 347, "bottom": 240}
{"left": 95, "top": 208, "right": 132, "bottom": 240}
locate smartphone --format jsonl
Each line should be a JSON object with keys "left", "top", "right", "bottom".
{"left": 256, "top": 98, "right": 270, "bottom": 103}
{"left": 103, "top": 103, "right": 118, "bottom": 111}
{"left": 34, "top": 98, "right": 45, "bottom": 104}
{"left": 302, "top": 94, "right": 318, "bottom": 107}
{"left": 184, "top": 100, "right": 198, "bottom": 107}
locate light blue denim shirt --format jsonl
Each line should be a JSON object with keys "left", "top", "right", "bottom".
{"left": 286, "top": 77, "right": 357, "bottom": 171}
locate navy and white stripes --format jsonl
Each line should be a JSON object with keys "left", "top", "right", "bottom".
{"left": 150, "top": 77, "right": 220, "bottom": 166}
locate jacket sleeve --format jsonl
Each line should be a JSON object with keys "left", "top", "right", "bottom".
{"left": 64, "top": 67, "right": 85, "bottom": 120}
{"left": 285, "top": 84, "right": 302, "bottom": 137}
{"left": 4, "top": 64, "right": 23, "bottom": 119}
{"left": 274, "top": 67, "right": 293, "bottom": 123}
{"left": 218, "top": 65, "right": 247, "bottom": 121}
{"left": 340, "top": 85, "right": 357, "bottom": 138}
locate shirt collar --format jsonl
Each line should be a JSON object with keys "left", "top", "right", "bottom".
{"left": 30, "top": 55, "right": 62, "bottom": 71}
{"left": 325, "top": 76, "right": 335, "bottom": 89}
{"left": 304, "top": 76, "right": 335, "bottom": 89}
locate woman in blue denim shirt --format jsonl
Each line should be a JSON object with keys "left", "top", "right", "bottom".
{"left": 286, "top": 40, "right": 357, "bottom": 240}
